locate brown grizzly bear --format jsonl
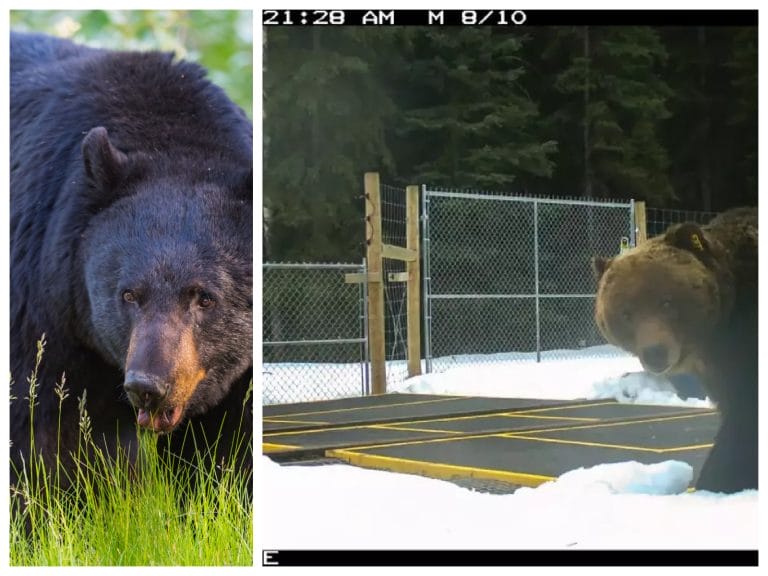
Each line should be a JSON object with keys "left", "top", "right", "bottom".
{"left": 593, "top": 207, "right": 757, "bottom": 493}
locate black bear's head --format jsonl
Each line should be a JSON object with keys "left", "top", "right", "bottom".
{"left": 80, "top": 127, "right": 252, "bottom": 433}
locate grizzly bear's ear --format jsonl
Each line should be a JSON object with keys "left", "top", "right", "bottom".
{"left": 82, "top": 127, "right": 128, "bottom": 206}
{"left": 591, "top": 256, "right": 613, "bottom": 282}
{"left": 665, "top": 222, "right": 710, "bottom": 256}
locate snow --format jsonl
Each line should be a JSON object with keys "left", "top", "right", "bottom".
{"left": 262, "top": 345, "right": 758, "bottom": 550}
{"left": 390, "top": 345, "right": 712, "bottom": 408}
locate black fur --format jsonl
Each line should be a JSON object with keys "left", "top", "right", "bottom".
{"left": 10, "top": 32, "right": 252, "bottom": 488}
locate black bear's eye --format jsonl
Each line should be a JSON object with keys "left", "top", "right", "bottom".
{"left": 122, "top": 289, "right": 137, "bottom": 304}
{"left": 198, "top": 292, "right": 215, "bottom": 309}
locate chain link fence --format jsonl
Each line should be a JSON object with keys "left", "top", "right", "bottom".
{"left": 422, "top": 188, "right": 634, "bottom": 373}
{"left": 262, "top": 185, "right": 721, "bottom": 403}
{"left": 645, "top": 207, "right": 718, "bottom": 238}
{"left": 263, "top": 262, "right": 369, "bottom": 404}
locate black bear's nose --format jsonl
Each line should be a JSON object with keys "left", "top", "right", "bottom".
{"left": 124, "top": 371, "right": 168, "bottom": 410}
{"left": 641, "top": 344, "right": 669, "bottom": 374}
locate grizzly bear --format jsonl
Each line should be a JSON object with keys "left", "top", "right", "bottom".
{"left": 10, "top": 32, "right": 253, "bottom": 490}
{"left": 593, "top": 207, "right": 757, "bottom": 493}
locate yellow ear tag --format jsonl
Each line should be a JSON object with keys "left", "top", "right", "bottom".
{"left": 619, "top": 236, "right": 630, "bottom": 255}
{"left": 690, "top": 233, "right": 704, "bottom": 251}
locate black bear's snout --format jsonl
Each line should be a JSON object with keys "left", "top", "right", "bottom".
{"left": 124, "top": 370, "right": 169, "bottom": 411}
{"left": 640, "top": 344, "right": 669, "bottom": 374}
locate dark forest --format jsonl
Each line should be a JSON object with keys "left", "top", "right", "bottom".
{"left": 263, "top": 25, "right": 757, "bottom": 262}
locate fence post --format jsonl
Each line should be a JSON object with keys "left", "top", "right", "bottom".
{"left": 406, "top": 185, "right": 421, "bottom": 377}
{"left": 360, "top": 259, "right": 371, "bottom": 396}
{"left": 421, "top": 185, "right": 432, "bottom": 374}
{"left": 533, "top": 200, "right": 541, "bottom": 363}
{"left": 634, "top": 200, "right": 647, "bottom": 245}
{"left": 365, "top": 172, "right": 387, "bottom": 395}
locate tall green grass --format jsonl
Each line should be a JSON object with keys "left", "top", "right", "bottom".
{"left": 10, "top": 337, "right": 253, "bottom": 566}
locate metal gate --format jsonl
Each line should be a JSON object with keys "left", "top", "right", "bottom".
{"left": 422, "top": 188, "right": 634, "bottom": 373}
{"left": 262, "top": 262, "right": 369, "bottom": 404}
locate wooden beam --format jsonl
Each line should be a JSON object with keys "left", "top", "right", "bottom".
{"left": 344, "top": 272, "right": 381, "bottom": 284}
{"left": 382, "top": 243, "right": 418, "bottom": 262}
{"left": 406, "top": 185, "right": 422, "bottom": 377}
{"left": 387, "top": 272, "right": 409, "bottom": 283}
{"left": 365, "top": 172, "right": 387, "bottom": 395}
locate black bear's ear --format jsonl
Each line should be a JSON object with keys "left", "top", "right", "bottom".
{"left": 82, "top": 127, "right": 128, "bottom": 196}
{"left": 591, "top": 256, "right": 613, "bottom": 282}
{"left": 665, "top": 222, "right": 710, "bottom": 256}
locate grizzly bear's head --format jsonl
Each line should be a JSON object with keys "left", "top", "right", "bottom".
{"left": 592, "top": 223, "right": 727, "bottom": 376}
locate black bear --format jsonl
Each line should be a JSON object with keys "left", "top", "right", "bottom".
{"left": 10, "top": 32, "right": 253, "bottom": 489}
{"left": 593, "top": 207, "right": 757, "bottom": 493}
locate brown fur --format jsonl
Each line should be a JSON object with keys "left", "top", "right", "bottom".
{"left": 593, "top": 210, "right": 757, "bottom": 374}
{"left": 594, "top": 234, "right": 726, "bottom": 380}
{"left": 125, "top": 317, "right": 206, "bottom": 414}
{"left": 593, "top": 207, "right": 757, "bottom": 492}
{"left": 169, "top": 327, "right": 207, "bottom": 409}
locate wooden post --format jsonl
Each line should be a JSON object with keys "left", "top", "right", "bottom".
{"left": 365, "top": 172, "right": 387, "bottom": 395}
{"left": 406, "top": 185, "right": 421, "bottom": 377}
{"left": 635, "top": 200, "right": 647, "bottom": 245}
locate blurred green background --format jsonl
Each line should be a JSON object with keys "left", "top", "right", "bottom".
{"left": 11, "top": 10, "right": 253, "bottom": 118}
